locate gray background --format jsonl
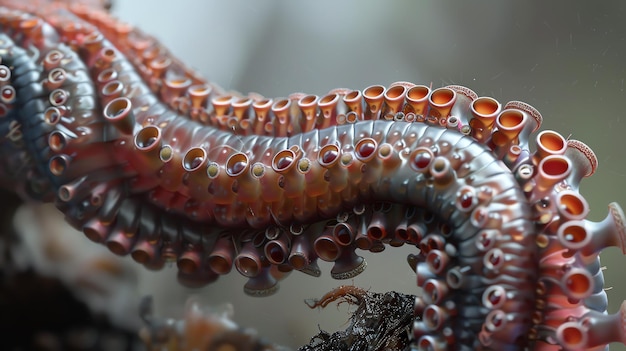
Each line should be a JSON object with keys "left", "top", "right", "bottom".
{"left": 108, "top": 1, "right": 626, "bottom": 349}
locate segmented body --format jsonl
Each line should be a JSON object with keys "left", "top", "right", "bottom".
{"left": 0, "top": 1, "right": 625, "bottom": 350}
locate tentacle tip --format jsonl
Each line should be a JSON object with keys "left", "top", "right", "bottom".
{"left": 609, "top": 202, "right": 626, "bottom": 255}
{"left": 567, "top": 139, "right": 598, "bottom": 177}
{"left": 446, "top": 84, "right": 478, "bottom": 101}
{"left": 330, "top": 257, "right": 366, "bottom": 280}
{"left": 504, "top": 100, "right": 543, "bottom": 132}
{"left": 299, "top": 263, "right": 322, "bottom": 278}
{"left": 389, "top": 81, "right": 416, "bottom": 91}
{"left": 243, "top": 282, "right": 279, "bottom": 297}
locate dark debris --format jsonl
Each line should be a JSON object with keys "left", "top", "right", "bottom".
{"left": 299, "top": 286, "right": 415, "bottom": 351}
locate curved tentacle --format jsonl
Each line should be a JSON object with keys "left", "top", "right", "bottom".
{"left": 0, "top": 2, "right": 624, "bottom": 351}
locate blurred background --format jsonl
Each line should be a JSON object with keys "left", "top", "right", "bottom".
{"left": 8, "top": 0, "right": 626, "bottom": 350}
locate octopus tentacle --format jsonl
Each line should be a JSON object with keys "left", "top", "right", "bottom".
{"left": 0, "top": 1, "right": 625, "bottom": 350}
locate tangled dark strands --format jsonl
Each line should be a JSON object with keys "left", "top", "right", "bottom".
{"left": 300, "top": 287, "right": 415, "bottom": 351}
{"left": 0, "top": 1, "right": 626, "bottom": 350}
{"left": 137, "top": 288, "right": 415, "bottom": 351}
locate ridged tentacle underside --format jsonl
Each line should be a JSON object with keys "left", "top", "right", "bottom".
{"left": 0, "top": 2, "right": 626, "bottom": 351}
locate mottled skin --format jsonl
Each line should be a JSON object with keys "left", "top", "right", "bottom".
{"left": 0, "top": 1, "right": 626, "bottom": 350}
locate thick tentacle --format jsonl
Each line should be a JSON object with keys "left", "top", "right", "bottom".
{"left": 0, "top": 2, "right": 624, "bottom": 351}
